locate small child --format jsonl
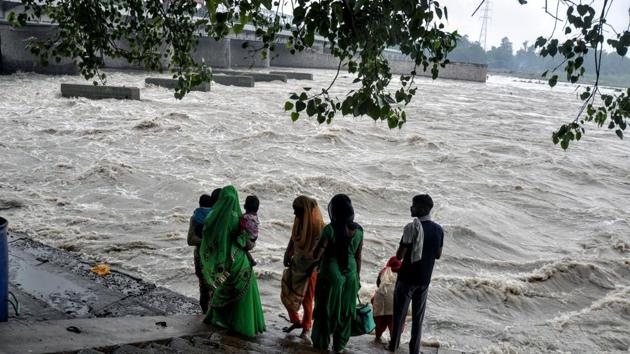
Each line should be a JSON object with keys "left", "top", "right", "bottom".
{"left": 372, "top": 256, "right": 402, "bottom": 342}
{"left": 187, "top": 189, "right": 220, "bottom": 313}
{"left": 240, "top": 195, "right": 260, "bottom": 266}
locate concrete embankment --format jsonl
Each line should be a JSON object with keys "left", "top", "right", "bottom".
{"left": 1, "top": 232, "right": 466, "bottom": 354}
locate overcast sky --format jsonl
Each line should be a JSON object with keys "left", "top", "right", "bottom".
{"left": 440, "top": 0, "right": 629, "bottom": 52}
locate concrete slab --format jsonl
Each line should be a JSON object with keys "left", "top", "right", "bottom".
{"left": 61, "top": 83, "right": 141, "bottom": 100}
{"left": 145, "top": 78, "right": 211, "bottom": 92}
{"left": 7, "top": 233, "right": 199, "bottom": 321}
{"left": 212, "top": 74, "right": 255, "bottom": 87}
{"left": 9, "top": 240, "right": 127, "bottom": 318}
{"left": 269, "top": 71, "right": 313, "bottom": 80}
{"left": 0, "top": 314, "right": 208, "bottom": 354}
{"left": 7, "top": 284, "right": 69, "bottom": 323}
{"left": 213, "top": 69, "right": 287, "bottom": 82}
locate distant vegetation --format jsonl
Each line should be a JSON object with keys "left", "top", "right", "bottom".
{"left": 450, "top": 35, "right": 630, "bottom": 88}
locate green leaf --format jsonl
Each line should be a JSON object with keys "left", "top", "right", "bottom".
{"left": 615, "top": 129, "right": 623, "bottom": 139}
{"left": 291, "top": 112, "right": 300, "bottom": 121}
{"left": 306, "top": 100, "right": 316, "bottom": 116}
{"left": 341, "top": 100, "right": 352, "bottom": 115}
{"left": 296, "top": 100, "right": 306, "bottom": 112}
{"left": 233, "top": 23, "right": 245, "bottom": 33}
{"left": 284, "top": 101, "right": 294, "bottom": 111}
{"left": 560, "top": 139, "right": 569, "bottom": 150}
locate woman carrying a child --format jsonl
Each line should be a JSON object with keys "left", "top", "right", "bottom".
{"left": 281, "top": 196, "right": 325, "bottom": 338}
{"left": 199, "top": 185, "right": 266, "bottom": 337}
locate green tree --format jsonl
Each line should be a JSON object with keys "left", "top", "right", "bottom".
{"left": 8, "top": 0, "right": 630, "bottom": 149}
{"left": 487, "top": 37, "right": 514, "bottom": 70}
{"left": 449, "top": 35, "right": 487, "bottom": 65}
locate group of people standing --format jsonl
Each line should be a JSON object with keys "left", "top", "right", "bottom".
{"left": 187, "top": 185, "right": 443, "bottom": 354}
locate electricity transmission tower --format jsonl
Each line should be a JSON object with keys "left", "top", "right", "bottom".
{"left": 477, "top": 0, "right": 491, "bottom": 50}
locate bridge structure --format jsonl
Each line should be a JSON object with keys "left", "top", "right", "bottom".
{"left": 0, "top": 0, "right": 487, "bottom": 82}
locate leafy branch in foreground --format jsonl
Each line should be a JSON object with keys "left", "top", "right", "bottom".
{"left": 9, "top": 0, "right": 211, "bottom": 99}
{"left": 522, "top": 0, "right": 629, "bottom": 149}
{"left": 9, "top": 0, "right": 629, "bottom": 148}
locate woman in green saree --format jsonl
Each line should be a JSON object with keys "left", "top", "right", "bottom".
{"left": 311, "top": 194, "right": 364, "bottom": 353}
{"left": 199, "top": 185, "right": 266, "bottom": 337}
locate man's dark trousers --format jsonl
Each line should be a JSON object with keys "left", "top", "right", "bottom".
{"left": 389, "top": 280, "right": 429, "bottom": 354}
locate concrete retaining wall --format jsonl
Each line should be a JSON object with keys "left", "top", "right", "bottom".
{"left": 102, "top": 41, "right": 143, "bottom": 70}
{"left": 230, "top": 39, "right": 269, "bottom": 68}
{"left": 0, "top": 20, "right": 77, "bottom": 75}
{"left": 270, "top": 45, "right": 343, "bottom": 70}
{"left": 103, "top": 41, "right": 172, "bottom": 71}
{"left": 387, "top": 58, "right": 487, "bottom": 83}
{"left": 193, "top": 37, "right": 230, "bottom": 68}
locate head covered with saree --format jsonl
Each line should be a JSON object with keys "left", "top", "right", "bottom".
{"left": 328, "top": 194, "right": 357, "bottom": 271}
{"left": 200, "top": 185, "right": 254, "bottom": 308}
{"left": 280, "top": 196, "right": 325, "bottom": 313}
{"left": 291, "top": 196, "right": 325, "bottom": 256}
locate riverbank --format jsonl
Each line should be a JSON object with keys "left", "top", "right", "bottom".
{"left": 1, "top": 231, "right": 464, "bottom": 354}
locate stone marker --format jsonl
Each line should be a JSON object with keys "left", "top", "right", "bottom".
{"left": 61, "top": 84, "right": 140, "bottom": 100}
{"left": 212, "top": 74, "right": 255, "bottom": 87}
{"left": 269, "top": 71, "right": 314, "bottom": 80}
{"left": 212, "top": 69, "right": 287, "bottom": 82}
{"left": 145, "top": 78, "right": 211, "bottom": 92}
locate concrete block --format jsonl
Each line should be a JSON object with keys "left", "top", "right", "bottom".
{"left": 145, "top": 78, "right": 211, "bottom": 92}
{"left": 269, "top": 71, "right": 313, "bottom": 80}
{"left": 61, "top": 83, "right": 140, "bottom": 100}
{"left": 212, "top": 74, "right": 254, "bottom": 87}
{"left": 212, "top": 69, "right": 286, "bottom": 82}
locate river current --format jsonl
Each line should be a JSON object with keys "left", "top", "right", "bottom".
{"left": 1, "top": 69, "right": 629, "bottom": 353}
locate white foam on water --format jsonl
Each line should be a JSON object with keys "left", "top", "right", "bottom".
{"left": 1, "top": 70, "right": 629, "bottom": 352}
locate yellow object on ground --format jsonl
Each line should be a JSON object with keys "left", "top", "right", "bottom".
{"left": 91, "top": 264, "right": 111, "bottom": 276}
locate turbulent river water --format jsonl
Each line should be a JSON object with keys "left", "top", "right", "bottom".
{"left": 1, "top": 69, "right": 629, "bottom": 353}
